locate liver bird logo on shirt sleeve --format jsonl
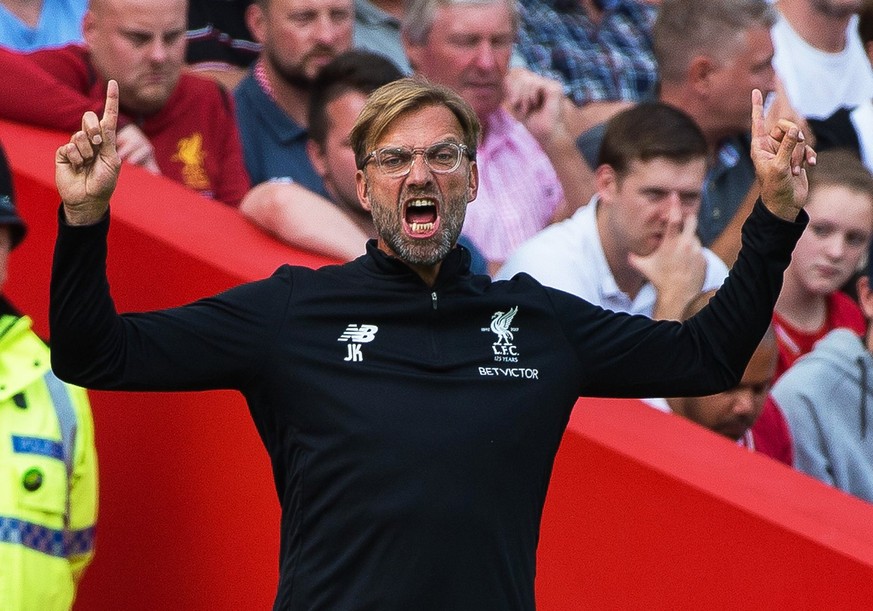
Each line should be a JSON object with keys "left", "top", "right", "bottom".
{"left": 490, "top": 306, "right": 518, "bottom": 345}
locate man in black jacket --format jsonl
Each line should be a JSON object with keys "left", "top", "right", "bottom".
{"left": 51, "top": 78, "right": 812, "bottom": 609}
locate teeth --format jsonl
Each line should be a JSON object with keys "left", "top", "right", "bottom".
{"left": 410, "top": 222, "right": 435, "bottom": 233}
{"left": 408, "top": 199, "right": 433, "bottom": 207}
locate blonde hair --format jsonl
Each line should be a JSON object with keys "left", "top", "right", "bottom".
{"left": 350, "top": 77, "right": 480, "bottom": 170}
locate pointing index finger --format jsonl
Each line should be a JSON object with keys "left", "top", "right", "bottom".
{"left": 101, "top": 79, "right": 119, "bottom": 147}
{"left": 750, "top": 88, "right": 765, "bottom": 140}
{"left": 681, "top": 211, "right": 698, "bottom": 240}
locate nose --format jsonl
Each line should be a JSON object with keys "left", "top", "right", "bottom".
{"left": 405, "top": 151, "right": 434, "bottom": 186}
{"left": 148, "top": 38, "right": 169, "bottom": 63}
{"left": 659, "top": 192, "right": 682, "bottom": 221}
{"left": 314, "top": 13, "right": 338, "bottom": 45}
{"left": 473, "top": 41, "right": 498, "bottom": 71}
{"left": 823, "top": 234, "right": 848, "bottom": 260}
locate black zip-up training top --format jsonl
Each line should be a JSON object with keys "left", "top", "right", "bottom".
{"left": 50, "top": 200, "right": 806, "bottom": 610}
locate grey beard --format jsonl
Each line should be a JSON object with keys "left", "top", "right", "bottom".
{"left": 371, "top": 197, "right": 467, "bottom": 267}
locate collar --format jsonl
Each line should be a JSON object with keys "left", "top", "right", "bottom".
{"left": 576, "top": 197, "right": 623, "bottom": 300}
{"left": 254, "top": 57, "right": 277, "bottom": 103}
{"left": 581, "top": 197, "right": 658, "bottom": 312}
{"left": 243, "top": 66, "right": 307, "bottom": 144}
{"left": 359, "top": 239, "right": 473, "bottom": 287}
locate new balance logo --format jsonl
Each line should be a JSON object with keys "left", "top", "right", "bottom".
{"left": 338, "top": 324, "right": 379, "bottom": 362}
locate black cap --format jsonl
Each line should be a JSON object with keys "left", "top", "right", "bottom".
{"left": 0, "top": 143, "right": 26, "bottom": 249}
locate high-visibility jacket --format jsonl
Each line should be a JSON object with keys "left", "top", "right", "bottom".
{"left": 0, "top": 313, "right": 97, "bottom": 610}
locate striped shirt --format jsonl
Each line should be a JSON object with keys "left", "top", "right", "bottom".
{"left": 515, "top": 0, "right": 658, "bottom": 105}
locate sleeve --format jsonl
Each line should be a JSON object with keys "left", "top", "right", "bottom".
{"left": 211, "top": 87, "right": 251, "bottom": 207}
{"left": 66, "top": 384, "right": 97, "bottom": 583}
{"left": 0, "top": 46, "right": 108, "bottom": 132}
{"left": 49, "top": 208, "right": 290, "bottom": 392}
{"left": 771, "top": 385, "right": 836, "bottom": 486}
{"left": 549, "top": 199, "right": 807, "bottom": 398}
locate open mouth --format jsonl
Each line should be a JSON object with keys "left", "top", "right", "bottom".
{"left": 404, "top": 198, "right": 440, "bottom": 237}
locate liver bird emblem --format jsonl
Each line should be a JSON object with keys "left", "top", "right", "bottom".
{"left": 490, "top": 306, "right": 518, "bottom": 345}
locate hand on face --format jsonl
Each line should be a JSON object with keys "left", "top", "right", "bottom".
{"left": 628, "top": 204, "right": 706, "bottom": 320}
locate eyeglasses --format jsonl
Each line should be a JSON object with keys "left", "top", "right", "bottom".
{"left": 363, "top": 141, "right": 470, "bottom": 177}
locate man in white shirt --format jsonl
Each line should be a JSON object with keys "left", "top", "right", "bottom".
{"left": 497, "top": 103, "right": 728, "bottom": 322}
{"left": 772, "top": 0, "right": 873, "bottom": 119}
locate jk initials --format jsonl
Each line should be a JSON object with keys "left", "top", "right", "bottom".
{"left": 344, "top": 344, "right": 364, "bottom": 362}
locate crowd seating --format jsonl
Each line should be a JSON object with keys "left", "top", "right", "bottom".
{"left": 4, "top": 118, "right": 873, "bottom": 609}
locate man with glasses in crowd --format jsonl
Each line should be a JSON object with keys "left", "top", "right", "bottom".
{"left": 51, "top": 77, "right": 811, "bottom": 609}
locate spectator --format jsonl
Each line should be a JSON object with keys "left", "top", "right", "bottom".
{"left": 667, "top": 289, "right": 793, "bottom": 466}
{"left": 402, "top": 0, "right": 594, "bottom": 273}
{"left": 772, "top": 0, "right": 873, "bottom": 119}
{"left": 353, "top": 0, "right": 530, "bottom": 78}
{"left": 0, "top": 143, "right": 97, "bottom": 610}
{"left": 770, "top": 238, "right": 873, "bottom": 501}
{"left": 497, "top": 103, "right": 728, "bottom": 322}
{"left": 0, "top": 0, "right": 86, "bottom": 51}
{"left": 186, "top": 0, "right": 259, "bottom": 90}
{"left": 576, "top": 0, "right": 783, "bottom": 266}
{"left": 0, "top": 0, "right": 250, "bottom": 206}
{"left": 240, "top": 49, "right": 394, "bottom": 260}
{"left": 234, "top": 0, "right": 353, "bottom": 192}
{"left": 807, "top": 4, "right": 873, "bottom": 175}
{"left": 306, "top": 51, "right": 399, "bottom": 237}
{"left": 772, "top": 149, "right": 873, "bottom": 379}
{"left": 52, "top": 74, "right": 811, "bottom": 610}
{"left": 297, "top": 49, "right": 487, "bottom": 270}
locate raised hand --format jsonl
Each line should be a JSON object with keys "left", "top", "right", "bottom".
{"left": 55, "top": 80, "right": 122, "bottom": 226}
{"left": 504, "top": 67, "right": 567, "bottom": 147}
{"left": 750, "top": 88, "right": 815, "bottom": 221}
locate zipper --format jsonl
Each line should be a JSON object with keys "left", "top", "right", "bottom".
{"left": 429, "top": 291, "right": 439, "bottom": 359}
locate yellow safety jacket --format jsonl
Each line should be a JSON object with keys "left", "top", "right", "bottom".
{"left": 0, "top": 313, "right": 97, "bottom": 611}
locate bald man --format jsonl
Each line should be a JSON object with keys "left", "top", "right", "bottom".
{"left": 0, "top": 0, "right": 250, "bottom": 206}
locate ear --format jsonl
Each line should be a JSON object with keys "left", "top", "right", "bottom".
{"left": 687, "top": 54, "right": 718, "bottom": 95}
{"left": 246, "top": 2, "right": 267, "bottom": 44}
{"left": 82, "top": 10, "right": 97, "bottom": 48}
{"left": 356, "top": 170, "right": 372, "bottom": 212}
{"left": 858, "top": 275, "right": 873, "bottom": 320}
{"left": 466, "top": 160, "right": 479, "bottom": 203}
{"left": 594, "top": 164, "right": 618, "bottom": 201}
{"left": 307, "top": 139, "right": 327, "bottom": 179}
